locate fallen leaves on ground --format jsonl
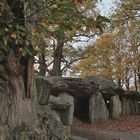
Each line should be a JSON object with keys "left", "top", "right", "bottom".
{"left": 73, "top": 115, "right": 140, "bottom": 132}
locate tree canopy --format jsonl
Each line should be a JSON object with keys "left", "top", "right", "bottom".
{"left": 76, "top": 0, "right": 140, "bottom": 91}
{"left": 1, "top": 0, "right": 140, "bottom": 91}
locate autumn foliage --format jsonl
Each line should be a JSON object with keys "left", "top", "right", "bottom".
{"left": 76, "top": 0, "right": 140, "bottom": 91}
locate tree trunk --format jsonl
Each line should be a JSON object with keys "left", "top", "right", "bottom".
{"left": 38, "top": 50, "right": 47, "bottom": 76}
{"left": 125, "top": 76, "right": 130, "bottom": 91}
{"left": 117, "top": 78, "right": 122, "bottom": 88}
{"left": 134, "top": 69, "right": 138, "bottom": 91}
{"left": 138, "top": 61, "right": 140, "bottom": 91}
{"left": 0, "top": 0, "right": 35, "bottom": 128}
{"left": 138, "top": 75, "right": 140, "bottom": 91}
{"left": 0, "top": 54, "right": 35, "bottom": 128}
{"left": 51, "top": 40, "right": 64, "bottom": 76}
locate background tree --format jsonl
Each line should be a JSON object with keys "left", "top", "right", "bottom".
{"left": 32, "top": 0, "right": 109, "bottom": 76}
{"left": 76, "top": 0, "right": 140, "bottom": 91}
{"left": 111, "top": 0, "right": 140, "bottom": 90}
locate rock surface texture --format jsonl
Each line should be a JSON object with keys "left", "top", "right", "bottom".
{"left": 46, "top": 76, "right": 98, "bottom": 97}
{"left": 134, "top": 100, "right": 139, "bottom": 114}
{"left": 89, "top": 92, "right": 109, "bottom": 123}
{"left": 36, "top": 77, "right": 52, "bottom": 105}
{"left": 110, "top": 95, "right": 122, "bottom": 119}
{"left": 48, "top": 95, "right": 71, "bottom": 110}
{"left": 48, "top": 93, "right": 74, "bottom": 126}
{"left": 37, "top": 106, "right": 67, "bottom": 140}
{"left": 122, "top": 97, "right": 129, "bottom": 116}
{"left": 86, "top": 76, "right": 118, "bottom": 99}
{"left": 58, "top": 93, "right": 74, "bottom": 126}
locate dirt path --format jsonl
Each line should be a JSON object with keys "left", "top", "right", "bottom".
{"left": 72, "top": 115, "right": 140, "bottom": 140}
{"left": 72, "top": 127, "right": 140, "bottom": 140}
{"left": 102, "top": 131, "right": 140, "bottom": 140}
{"left": 72, "top": 127, "right": 117, "bottom": 140}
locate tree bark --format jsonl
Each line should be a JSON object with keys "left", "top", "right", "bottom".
{"left": 138, "top": 74, "right": 140, "bottom": 91}
{"left": 38, "top": 50, "right": 47, "bottom": 76}
{"left": 134, "top": 69, "right": 138, "bottom": 91}
{"left": 51, "top": 40, "right": 64, "bottom": 76}
{"left": 137, "top": 61, "right": 140, "bottom": 91}
{"left": 117, "top": 78, "right": 122, "bottom": 89}
{"left": 125, "top": 76, "right": 130, "bottom": 91}
{"left": 0, "top": 0, "right": 35, "bottom": 128}
{"left": 0, "top": 54, "right": 35, "bottom": 128}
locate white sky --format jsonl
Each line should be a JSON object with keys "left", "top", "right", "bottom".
{"left": 72, "top": 0, "right": 117, "bottom": 48}
{"left": 97, "top": 0, "right": 116, "bottom": 16}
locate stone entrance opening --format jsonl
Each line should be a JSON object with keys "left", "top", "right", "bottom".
{"left": 105, "top": 99, "right": 111, "bottom": 118}
{"left": 74, "top": 96, "right": 90, "bottom": 123}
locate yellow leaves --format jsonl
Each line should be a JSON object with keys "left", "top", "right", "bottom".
{"left": 81, "top": 0, "right": 96, "bottom": 11}
{"left": 76, "top": 31, "right": 134, "bottom": 80}
{"left": 3, "top": 37, "right": 7, "bottom": 46}
{"left": 51, "top": 3, "right": 58, "bottom": 8}
{"left": 96, "top": 33, "right": 118, "bottom": 49}
{"left": 25, "top": 40, "right": 29, "bottom": 46}
{"left": 75, "top": 0, "right": 140, "bottom": 86}
{"left": 30, "top": 27, "right": 49, "bottom": 48}
{"left": 32, "top": 31, "right": 35, "bottom": 36}
{"left": 72, "top": 27, "right": 77, "bottom": 33}
{"left": 4, "top": 28, "right": 8, "bottom": 32}
{"left": 76, "top": 56, "right": 93, "bottom": 69}
{"left": 32, "top": 29, "right": 37, "bottom": 36}
{"left": 39, "top": 20, "right": 48, "bottom": 28}
{"left": 31, "top": 41, "right": 36, "bottom": 47}
{"left": 11, "top": 33, "right": 17, "bottom": 39}
{"left": 73, "top": 0, "right": 88, "bottom": 4}
{"left": 32, "top": 29, "right": 44, "bottom": 38}
{"left": 40, "top": 22, "right": 46, "bottom": 28}
{"left": 19, "top": 47, "right": 23, "bottom": 52}
{"left": 75, "top": 0, "right": 96, "bottom": 14}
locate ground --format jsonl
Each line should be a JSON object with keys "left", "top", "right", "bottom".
{"left": 73, "top": 115, "right": 140, "bottom": 132}
{"left": 72, "top": 115, "right": 140, "bottom": 140}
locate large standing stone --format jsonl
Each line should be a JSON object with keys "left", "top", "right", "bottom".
{"left": 48, "top": 93, "right": 74, "bottom": 126}
{"left": 48, "top": 95, "right": 71, "bottom": 110}
{"left": 134, "top": 100, "right": 139, "bottom": 114}
{"left": 122, "top": 97, "right": 127, "bottom": 116}
{"left": 36, "top": 77, "right": 52, "bottom": 105}
{"left": 122, "top": 97, "right": 131, "bottom": 116}
{"left": 110, "top": 95, "right": 122, "bottom": 119}
{"left": 89, "top": 92, "right": 109, "bottom": 123}
{"left": 58, "top": 93, "right": 74, "bottom": 126}
{"left": 121, "top": 91, "right": 140, "bottom": 115}
{"left": 129, "top": 99, "right": 135, "bottom": 115}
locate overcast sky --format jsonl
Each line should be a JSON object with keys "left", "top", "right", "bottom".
{"left": 72, "top": 0, "right": 117, "bottom": 48}
{"left": 97, "top": 0, "right": 116, "bottom": 16}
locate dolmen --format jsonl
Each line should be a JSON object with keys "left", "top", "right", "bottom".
{"left": 36, "top": 76, "right": 140, "bottom": 125}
